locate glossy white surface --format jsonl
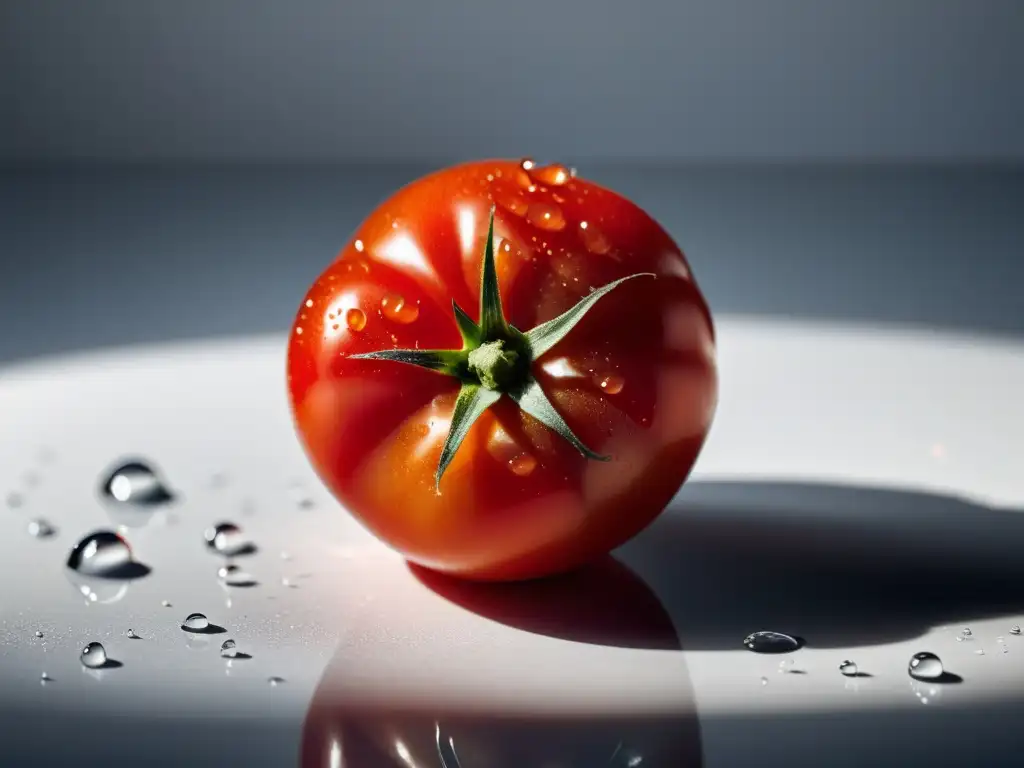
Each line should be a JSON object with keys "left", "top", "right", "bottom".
{"left": 1, "top": 316, "right": 1022, "bottom": 766}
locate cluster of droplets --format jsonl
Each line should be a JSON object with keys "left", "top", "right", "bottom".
{"left": 28, "top": 459, "right": 310, "bottom": 685}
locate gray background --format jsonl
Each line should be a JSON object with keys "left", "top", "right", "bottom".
{"left": 2, "top": 0, "right": 1023, "bottom": 365}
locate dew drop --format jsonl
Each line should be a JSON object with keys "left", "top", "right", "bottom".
{"left": 975, "top": 649, "right": 985, "bottom": 656}
{"left": 66, "top": 531, "right": 132, "bottom": 576}
{"left": 743, "top": 631, "right": 802, "bottom": 654}
{"left": 494, "top": 187, "right": 529, "bottom": 216}
{"left": 579, "top": 221, "right": 612, "bottom": 255}
{"left": 1011, "top": 625, "right": 1021, "bottom": 636}
{"left": 597, "top": 373, "right": 625, "bottom": 395}
{"left": 101, "top": 460, "right": 173, "bottom": 505}
{"left": 80, "top": 642, "right": 107, "bottom": 669}
{"left": 181, "top": 613, "right": 209, "bottom": 632}
{"left": 127, "top": 629, "right": 138, "bottom": 639}
{"left": 961, "top": 627, "right": 972, "bottom": 638}
{"left": 204, "top": 522, "right": 253, "bottom": 557}
{"left": 519, "top": 157, "right": 535, "bottom": 172}
{"left": 218, "top": 563, "right": 258, "bottom": 587}
{"left": 345, "top": 308, "right": 367, "bottom": 332}
{"left": 220, "top": 639, "right": 238, "bottom": 658}
{"left": 267, "top": 676, "right": 286, "bottom": 686}
{"left": 908, "top": 651, "right": 943, "bottom": 680}
{"left": 526, "top": 202, "right": 566, "bottom": 231}
{"left": 27, "top": 518, "right": 56, "bottom": 538}
{"left": 760, "top": 676, "right": 769, "bottom": 686}
{"left": 380, "top": 293, "right": 419, "bottom": 324}
{"left": 40, "top": 672, "right": 52, "bottom": 684}
{"left": 530, "top": 163, "right": 571, "bottom": 186}
{"left": 34, "top": 630, "right": 44, "bottom": 638}
{"left": 839, "top": 660, "right": 859, "bottom": 677}
{"left": 161, "top": 600, "right": 172, "bottom": 607}
{"left": 508, "top": 454, "right": 538, "bottom": 477}
{"left": 353, "top": 239, "right": 364, "bottom": 252}
{"left": 778, "top": 658, "right": 795, "bottom": 672}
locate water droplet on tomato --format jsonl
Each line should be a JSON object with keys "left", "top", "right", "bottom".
{"left": 346, "top": 308, "right": 367, "bottom": 332}
{"left": 508, "top": 454, "right": 538, "bottom": 477}
{"left": 579, "top": 221, "right": 612, "bottom": 255}
{"left": 494, "top": 187, "right": 528, "bottom": 216}
{"left": 597, "top": 374, "right": 625, "bottom": 394}
{"left": 102, "top": 460, "right": 174, "bottom": 505}
{"left": 530, "top": 163, "right": 571, "bottom": 186}
{"left": 354, "top": 239, "right": 365, "bottom": 252}
{"left": 380, "top": 293, "right": 419, "bottom": 324}
{"left": 519, "top": 157, "right": 535, "bottom": 171}
{"left": 527, "top": 203, "right": 566, "bottom": 231}
{"left": 80, "top": 642, "right": 107, "bottom": 669}
{"left": 66, "top": 531, "right": 132, "bottom": 576}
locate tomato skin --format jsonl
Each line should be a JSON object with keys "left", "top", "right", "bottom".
{"left": 287, "top": 160, "right": 717, "bottom": 582}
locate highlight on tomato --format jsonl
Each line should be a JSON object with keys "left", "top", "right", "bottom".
{"left": 287, "top": 159, "right": 717, "bottom": 581}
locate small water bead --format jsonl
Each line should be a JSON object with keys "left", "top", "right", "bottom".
{"left": 975, "top": 649, "right": 985, "bottom": 655}
{"left": 508, "top": 454, "right": 538, "bottom": 477}
{"left": 220, "top": 639, "right": 238, "bottom": 658}
{"left": 345, "top": 308, "right": 367, "bottom": 332}
{"left": 839, "top": 660, "right": 859, "bottom": 677}
{"left": 34, "top": 631, "right": 44, "bottom": 638}
{"left": 597, "top": 374, "right": 625, "bottom": 395}
{"left": 102, "top": 460, "right": 173, "bottom": 505}
{"left": 5, "top": 491, "right": 24, "bottom": 508}
{"left": 161, "top": 600, "right": 172, "bottom": 607}
{"left": 66, "top": 531, "right": 133, "bottom": 576}
{"left": 380, "top": 293, "right": 419, "bottom": 324}
{"left": 961, "top": 627, "right": 972, "bottom": 638}
{"left": 529, "top": 163, "right": 571, "bottom": 186}
{"left": 219, "top": 563, "right": 257, "bottom": 587}
{"left": 80, "top": 642, "right": 107, "bottom": 669}
{"left": 127, "top": 629, "right": 138, "bottom": 639}
{"left": 354, "top": 239, "right": 364, "bottom": 252}
{"left": 1011, "top": 625, "right": 1021, "bottom": 636}
{"left": 743, "top": 631, "right": 802, "bottom": 654}
{"left": 526, "top": 202, "right": 566, "bottom": 231}
{"left": 181, "top": 613, "right": 209, "bottom": 632}
{"left": 908, "top": 652, "right": 944, "bottom": 680}
{"left": 519, "top": 157, "right": 535, "bottom": 172}
{"left": 493, "top": 187, "right": 529, "bottom": 216}
{"left": 778, "top": 658, "right": 795, "bottom": 673}
{"left": 27, "top": 518, "right": 56, "bottom": 538}
{"left": 267, "top": 676, "right": 286, "bottom": 687}
{"left": 579, "top": 221, "right": 612, "bottom": 255}
{"left": 204, "top": 522, "right": 251, "bottom": 557}
{"left": 760, "top": 676, "right": 769, "bottom": 687}
{"left": 40, "top": 672, "right": 52, "bottom": 684}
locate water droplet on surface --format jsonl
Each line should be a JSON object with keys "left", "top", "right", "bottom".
{"left": 519, "top": 157, "right": 535, "bottom": 172}
{"left": 40, "top": 672, "right": 52, "bottom": 684}
{"left": 27, "top": 518, "right": 56, "bottom": 538}
{"left": 579, "top": 221, "right": 612, "bottom": 255}
{"left": 181, "top": 613, "right": 209, "bottom": 632}
{"left": 346, "top": 308, "right": 367, "bottom": 332}
{"left": 34, "top": 630, "right": 44, "bottom": 638}
{"left": 218, "top": 563, "right": 257, "bottom": 587}
{"left": 80, "top": 642, "right": 107, "bottom": 669}
{"left": 102, "top": 460, "right": 173, "bottom": 505}
{"left": 204, "top": 522, "right": 252, "bottom": 557}
{"left": 66, "top": 531, "right": 132, "bottom": 576}
{"left": 380, "top": 293, "right": 419, "bottom": 324}
{"left": 1011, "top": 625, "right": 1021, "bottom": 636}
{"left": 494, "top": 187, "right": 528, "bottom": 216}
{"left": 597, "top": 373, "right": 625, "bottom": 395}
{"left": 760, "top": 676, "right": 769, "bottom": 686}
{"left": 508, "top": 454, "right": 538, "bottom": 477}
{"left": 743, "top": 631, "right": 802, "bottom": 654}
{"left": 161, "top": 600, "right": 172, "bottom": 607}
{"left": 778, "top": 658, "right": 795, "bottom": 672}
{"left": 267, "top": 676, "right": 285, "bottom": 686}
{"left": 975, "top": 649, "right": 985, "bottom": 655}
{"left": 281, "top": 576, "right": 298, "bottom": 588}
{"left": 127, "top": 629, "right": 138, "bottom": 639}
{"left": 961, "top": 627, "right": 972, "bottom": 638}
{"left": 526, "top": 202, "right": 566, "bottom": 231}
{"left": 529, "top": 163, "right": 571, "bottom": 186}
{"left": 908, "top": 652, "right": 943, "bottom": 680}
{"left": 839, "top": 660, "right": 859, "bottom": 677}
{"left": 220, "top": 639, "right": 237, "bottom": 658}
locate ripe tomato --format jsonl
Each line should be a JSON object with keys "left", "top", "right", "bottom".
{"left": 287, "top": 159, "right": 717, "bottom": 582}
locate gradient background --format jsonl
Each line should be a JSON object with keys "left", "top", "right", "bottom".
{"left": 2, "top": 0, "right": 1023, "bottom": 365}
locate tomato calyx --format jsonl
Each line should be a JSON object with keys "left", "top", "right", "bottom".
{"left": 351, "top": 208, "right": 654, "bottom": 490}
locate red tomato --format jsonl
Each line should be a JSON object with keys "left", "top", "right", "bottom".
{"left": 287, "top": 159, "right": 717, "bottom": 582}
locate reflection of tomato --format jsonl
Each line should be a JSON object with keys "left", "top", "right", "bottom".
{"left": 287, "top": 159, "right": 717, "bottom": 581}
